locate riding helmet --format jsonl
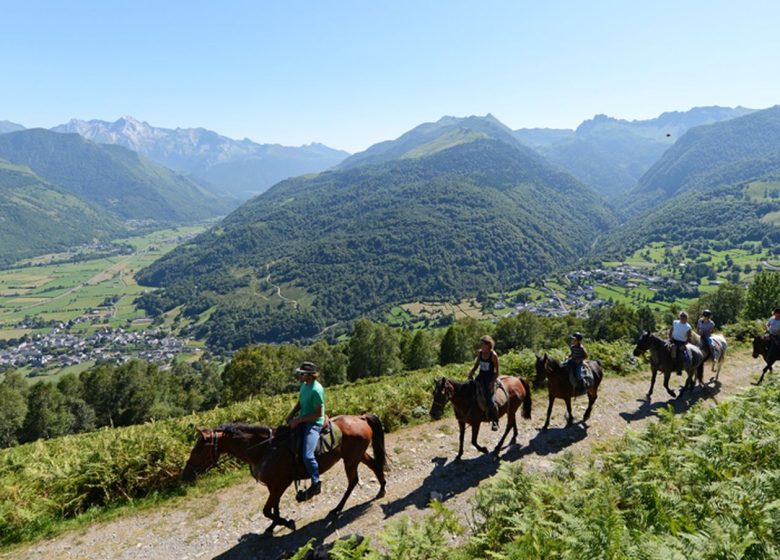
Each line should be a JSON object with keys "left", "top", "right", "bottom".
{"left": 571, "top": 332, "right": 583, "bottom": 340}
{"left": 702, "top": 309, "right": 712, "bottom": 317}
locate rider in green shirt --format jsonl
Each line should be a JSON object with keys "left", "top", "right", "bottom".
{"left": 286, "top": 361, "right": 325, "bottom": 500}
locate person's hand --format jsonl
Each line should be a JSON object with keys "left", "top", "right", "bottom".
{"left": 288, "top": 417, "right": 299, "bottom": 428}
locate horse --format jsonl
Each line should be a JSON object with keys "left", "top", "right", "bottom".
{"left": 753, "top": 335, "right": 780, "bottom": 384}
{"left": 632, "top": 331, "right": 704, "bottom": 399}
{"left": 181, "top": 414, "right": 387, "bottom": 535}
{"left": 691, "top": 331, "right": 728, "bottom": 381}
{"left": 534, "top": 354, "right": 603, "bottom": 430}
{"left": 429, "top": 375, "right": 531, "bottom": 460}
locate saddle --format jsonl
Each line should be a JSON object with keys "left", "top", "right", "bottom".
{"left": 287, "top": 416, "right": 343, "bottom": 462}
{"left": 568, "top": 362, "right": 594, "bottom": 395}
{"left": 474, "top": 378, "right": 508, "bottom": 417}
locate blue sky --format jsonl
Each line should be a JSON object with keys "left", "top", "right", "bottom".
{"left": 2, "top": 1, "right": 779, "bottom": 152}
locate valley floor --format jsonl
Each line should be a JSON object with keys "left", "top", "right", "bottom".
{"left": 1, "top": 350, "right": 768, "bottom": 560}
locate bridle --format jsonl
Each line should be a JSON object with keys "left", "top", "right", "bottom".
{"left": 432, "top": 379, "right": 453, "bottom": 411}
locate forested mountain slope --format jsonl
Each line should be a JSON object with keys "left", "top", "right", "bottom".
{"left": 0, "top": 160, "right": 120, "bottom": 265}
{"left": 137, "top": 133, "right": 616, "bottom": 348}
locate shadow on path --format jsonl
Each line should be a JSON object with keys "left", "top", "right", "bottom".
{"left": 620, "top": 379, "right": 722, "bottom": 424}
{"left": 212, "top": 501, "right": 373, "bottom": 560}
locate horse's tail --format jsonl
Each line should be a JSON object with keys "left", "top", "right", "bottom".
{"left": 519, "top": 378, "right": 532, "bottom": 420}
{"left": 362, "top": 413, "right": 387, "bottom": 472}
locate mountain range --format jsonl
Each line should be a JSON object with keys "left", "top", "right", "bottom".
{"left": 515, "top": 106, "right": 754, "bottom": 198}
{"left": 51, "top": 116, "right": 350, "bottom": 200}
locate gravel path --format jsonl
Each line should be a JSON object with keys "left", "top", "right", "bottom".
{"left": 2, "top": 351, "right": 766, "bottom": 560}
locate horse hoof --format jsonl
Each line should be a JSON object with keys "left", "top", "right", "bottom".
{"left": 264, "top": 526, "right": 275, "bottom": 536}
{"left": 375, "top": 489, "right": 386, "bottom": 499}
{"left": 287, "top": 520, "right": 296, "bottom": 532}
{"left": 326, "top": 510, "right": 341, "bottom": 523}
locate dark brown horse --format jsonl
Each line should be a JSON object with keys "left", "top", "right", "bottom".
{"left": 753, "top": 335, "right": 780, "bottom": 384}
{"left": 633, "top": 331, "right": 704, "bottom": 399}
{"left": 181, "top": 414, "right": 387, "bottom": 534}
{"left": 534, "top": 355, "right": 603, "bottom": 430}
{"left": 429, "top": 375, "right": 531, "bottom": 460}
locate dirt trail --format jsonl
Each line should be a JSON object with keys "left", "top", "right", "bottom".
{"left": 2, "top": 351, "right": 768, "bottom": 560}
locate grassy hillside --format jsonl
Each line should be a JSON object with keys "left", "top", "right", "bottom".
{"left": 136, "top": 137, "right": 617, "bottom": 348}
{"left": 0, "top": 129, "right": 234, "bottom": 223}
{"left": 0, "top": 161, "right": 120, "bottom": 265}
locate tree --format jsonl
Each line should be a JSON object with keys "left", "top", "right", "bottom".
{"left": 585, "top": 303, "right": 639, "bottom": 341}
{"left": 743, "top": 271, "right": 780, "bottom": 320}
{"left": 493, "top": 311, "right": 539, "bottom": 353}
{"left": 0, "top": 375, "right": 27, "bottom": 448}
{"left": 404, "top": 330, "right": 436, "bottom": 371}
{"left": 689, "top": 282, "right": 745, "bottom": 326}
{"left": 347, "top": 319, "right": 401, "bottom": 380}
{"left": 21, "top": 382, "right": 73, "bottom": 442}
{"left": 221, "top": 344, "right": 300, "bottom": 402}
{"left": 637, "top": 306, "right": 657, "bottom": 334}
{"left": 439, "top": 318, "right": 482, "bottom": 365}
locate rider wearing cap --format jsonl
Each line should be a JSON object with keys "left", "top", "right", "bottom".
{"left": 286, "top": 361, "right": 325, "bottom": 500}
{"left": 696, "top": 309, "right": 717, "bottom": 361}
{"left": 565, "top": 332, "right": 589, "bottom": 388}
{"left": 669, "top": 311, "right": 692, "bottom": 376}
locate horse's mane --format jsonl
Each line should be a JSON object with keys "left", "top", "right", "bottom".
{"left": 217, "top": 423, "right": 273, "bottom": 438}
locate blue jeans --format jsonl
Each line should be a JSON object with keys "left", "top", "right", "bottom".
{"left": 573, "top": 362, "right": 583, "bottom": 381}
{"left": 301, "top": 422, "right": 322, "bottom": 484}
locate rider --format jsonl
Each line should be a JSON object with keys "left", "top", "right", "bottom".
{"left": 564, "top": 332, "right": 589, "bottom": 388}
{"left": 468, "top": 335, "right": 500, "bottom": 431}
{"left": 669, "top": 311, "right": 692, "bottom": 376}
{"left": 696, "top": 309, "right": 718, "bottom": 361}
{"left": 767, "top": 307, "right": 780, "bottom": 349}
{"left": 286, "top": 361, "right": 325, "bottom": 501}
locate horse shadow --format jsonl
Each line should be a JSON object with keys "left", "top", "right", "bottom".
{"left": 620, "top": 379, "right": 723, "bottom": 424}
{"left": 212, "top": 501, "right": 373, "bottom": 560}
{"left": 380, "top": 452, "right": 502, "bottom": 517}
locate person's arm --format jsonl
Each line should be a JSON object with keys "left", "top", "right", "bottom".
{"left": 285, "top": 403, "right": 301, "bottom": 423}
{"left": 467, "top": 356, "right": 479, "bottom": 380}
{"left": 492, "top": 352, "right": 500, "bottom": 380}
{"left": 581, "top": 347, "right": 588, "bottom": 361}
{"left": 290, "top": 405, "right": 323, "bottom": 428}
{"left": 668, "top": 326, "right": 674, "bottom": 339}
{"left": 685, "top": 327, "right": 692, "bottom": 343}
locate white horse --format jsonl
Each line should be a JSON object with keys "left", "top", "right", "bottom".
{"left": 690, "top": 331, "right": 727, "bottom": 380}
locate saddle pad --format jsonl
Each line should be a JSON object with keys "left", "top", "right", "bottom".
{"left": 315, "top": 421, "right": 342, "bottom": 456}
{"left": 568, "top": 363, "right": 594, "bottom": 394}
{"left": 475, "top": 378, "right": 509, "bottom": 411}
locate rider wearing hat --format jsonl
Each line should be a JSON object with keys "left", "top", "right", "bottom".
{"left": 669, "top": 311, "right": 692, "bottom": 376}
{"left": 565, "top": 332, "right": 589, "bottom": 388}
{"left": 286, "top": 361, "right": 325, "bottom": 500}
{"left": 696, "top": 309, "right": 718, "bottom": 361}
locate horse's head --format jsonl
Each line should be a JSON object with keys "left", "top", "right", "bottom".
{"left": 430, "top": 377, "right": 453, "bottom": 420}
{"left": 633, "top": 331, "right": 652, "bottom": 357}
{"left": 753, "top": 335, "right": 766, "bottom": 359}
{"left": 534, "top": 354, "right": 551, "bottom": 388}
{"left": 182, "top": 427, "right": 221, "bottom": 483}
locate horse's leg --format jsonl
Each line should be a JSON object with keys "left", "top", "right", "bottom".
{"left": 541, "top": 395, "right": 554, "bottom": 431}
{"left": 455, "top": 420, "right": 466, "bottom": 460}
{"left": 663, "top": 370, "right": 676, "bottom": 398}
{"left": 757, "top": 364, "right": 770, "bottom": 385}
{"left": 262, "top": 487, "right": 295, "bottom": 534}
{"left": 360, "top": 452, "right": 386, "bottom": 499}
{"left": 327, "top": 460, "right": 360, "bottom": 521}
{"left": 647, "top": 367, "right": 658, "bottom": 399}
{"left": 583, "top": 387, "right": 597, "bottom": 422}
{"left": 471, "top": 422, "right": 488, "bottom": 454}
{"left": 493, "top": 408, "right": 516, "bottom": 456}
{"left": 564, "top": 397, "right": 574, "bottom": 426}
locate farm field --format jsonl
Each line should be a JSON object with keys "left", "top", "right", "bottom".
{"left": 0, "top": 225, "right": 206, "bottom": 330}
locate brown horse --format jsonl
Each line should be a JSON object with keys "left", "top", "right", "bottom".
{"left": 753, "top": 335, "right": 780, "bottom": 384}
{"left": 181, "top": 414, "right": 387, "bottom": 534}
{"left": 429, "top": 375, "right": 531, "bottom": 460}
{"left": 534, "top": 355, "right": 603, "bottom": 430}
